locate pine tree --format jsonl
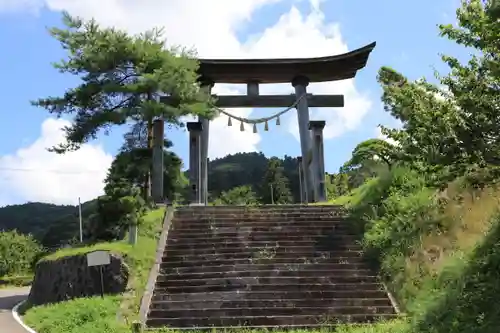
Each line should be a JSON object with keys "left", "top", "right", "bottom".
{"left": 260, "top": 158, "right": 293, "bottom": 204}
{"left": 32, "top": 12, "right": 213, "bottom": 154}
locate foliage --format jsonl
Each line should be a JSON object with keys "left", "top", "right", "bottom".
{"left": 259, "top": 157, "right": 293, "bottom": 204}
{"left": 23, "top": 296, "right": 126, "bottom": 333}
{"left": 326, "top": 139, "right": 392, "bottom": 202}
{"left": 410, "top": 212, "right": 500, "bottom": 333}
{"left": 40, "top": 200, "right": 97, "bottom": 248}
{"left": 213, "top": 185, "right": 259, "bottom": 206}
{"left": 377, "top": 0, "right": 500, "bottom": 184}
{"left": 327, "top": 173, "right": 350, "bottom": 200}
{"left": 86, "top": 185, "right": 146, "bottom": 242}
{"left": 342, "top": 138, "right": 398, "bottom": 171}
{"left": 339, "top": 2, "right": 500, "bottom": 326}
{"left": 32, "top": 12, "right": 214, "bottom": 154}
{"left": 0, "top": 202, "right": 96, "bottom": 249}
{"left": 0, "top": 230, "right": 43, "bottom": 277}
{"left": 336, "top": 320, "right": 409, "bottom": 333}
{"left": 203, "top": 152, "right": 303, "bottom": 203}
{"left": 105, "top": 125, "right": 186, "bottom": 203}
{"left": 349, "top": 168, "right": 447, "bottom": 303}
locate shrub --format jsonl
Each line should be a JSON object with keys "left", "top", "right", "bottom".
{"left": 409, "top": 212, "right": 500, "bottom": 333}
{"left": 87, "top": 185, "right": 146, "bottom": 242}
{"left": 213, "top": 185, "right": 259, "bottom": 206}
{"left": 349, "top": 167, "right": 448, "bottom": 310}
{"left": 0, "top": 230, "right": 43, "bottom": 276}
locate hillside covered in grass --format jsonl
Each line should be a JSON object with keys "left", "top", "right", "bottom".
{"left": 22, "top": 207, "right": 166, "bottom": 333}
{"left": 325, "top": 1, "right": 500, "bottom": 330}
{"left": 330, "top": 167, "right": 500, "bottom": 333}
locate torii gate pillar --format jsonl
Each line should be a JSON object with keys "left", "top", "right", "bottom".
{"left": 292, "top": 76, "right": 314, "bottom": 203}
{"left": 187, "top": 122, "right": 203, "bottom": 204}
{"left": 309, "top": 120, "right": 326, "bottom": 202}
{"left": 198, "top": 78, "right": 214, "bottom": 206}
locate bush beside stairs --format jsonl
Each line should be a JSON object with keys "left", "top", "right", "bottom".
{"left": 143, "top": 205, "right": 398, "bottom": 330}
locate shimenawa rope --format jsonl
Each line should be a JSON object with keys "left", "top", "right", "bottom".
{"left": 215, "top": 93, "right": 307, "bottom": 132}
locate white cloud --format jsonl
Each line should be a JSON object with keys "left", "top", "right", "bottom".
{"left": 0, "top": 118, "right": 113, "bottom": 205}
{"left": 0, "top": 0, "right": 42, "bottom": 13}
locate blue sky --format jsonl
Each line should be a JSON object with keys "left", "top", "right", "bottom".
{"left": 0, "top": 0, "right": 468, "bottom": 206}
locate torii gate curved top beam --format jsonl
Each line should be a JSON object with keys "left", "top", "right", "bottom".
{"left": 197, "top": 42, "right": 376, "bottom": 84}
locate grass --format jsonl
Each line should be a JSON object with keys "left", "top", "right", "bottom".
{"left": 146, "top": 321, "right": 410, "bottom": 333}
{"left": 0, "top": 274, "right": 33, "bottom": 288}
{"left": 339, "top": 168, "right": 500, "bottom": 333}
{"left": 22, "top": 207, "right": 166, "bottom": 333}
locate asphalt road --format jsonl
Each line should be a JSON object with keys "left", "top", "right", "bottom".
{"left": 0, "top": 287, "right": 31, "bottom": 333}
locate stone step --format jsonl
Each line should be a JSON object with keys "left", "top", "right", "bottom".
{"left": 173, "top": 212, "right": 347, "bottom": 219}
{"left": 169, "top": 226, "right": 354, "bottom": 235}
{"left": 150, "top": 297, "right": 393, "bottom": 310}
{"left": 154, "top": 282, "right": 385, "bottom": 294}
{"left": 156, "top": 275, "right": 379, "bottom": 288}
{"left": 148, "top": 305, "right": 395, "bottom": 319}
{"left": 160, "top": 256, "right": 366, "bottom": 269}
{"left": 162, "top": 250, "right": 364, "bottom": 263}
{"left": 164, "top": 245, "right": 363, "bottom": 257}
{"left": 160, "top": 263, "right": 370, "bottom": 275}
{"left": 167, "top": 228, "right": 357, "bottom": 240}
{"left": 166, "top": 235, "right": 359, "bottom": 246}
{"left": 151, "top": 290, "right": 392, "bottom": 302}
{"left": 173, "top": 217, "right": 348, "bottom": 223}
{"left": 170, "top": 223, "right": 351, "bottom": 233}
{"left": 173, "top": 213, "right": 347, "bottom": 219}
{"left": 158, "top": 268, "right": 373, "bottom": 280}
{"left": 171, "top": 219, "right": 348, "bottom": 229}
{"left": 145, "top": 313, "right": 394, "bottom": 328}
{"left": 172, "top": 216, "right": 349, "bottom": 224}
{"left": 175, "top": 205, "right": 344, "bottom": 211}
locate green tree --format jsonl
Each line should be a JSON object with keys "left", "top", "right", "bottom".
{"left": 0, "top": 231, "right": 43, "bottom": 277}
{"left": 260, "top": 158, "right": 293, "bottom": 204}
{"left": 213, "top": 185, "right": 259, "bottom": 206}
{"left": 32, "top": 12, "right": 213, "bottom": 198}
{"left": 106, "top": 123, "right": 187, "bottom": 202}
{"left": 86, "top": 185, "right": 145, "bottom": 242}
{"left": 327, "top": 173, "right": 350, "bottom": 200}
{"left": 376, "top": 0, "right": 500, "bottom": 183}
{"left": 342, "top": 138, "right": 398, "bottom": 172}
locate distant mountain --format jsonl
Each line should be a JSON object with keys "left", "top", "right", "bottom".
{"left": 0, "top": 200, "right": 97, "bottom": 248}
{"left": 204, "top": 152, "right": 302, "bottom": 202}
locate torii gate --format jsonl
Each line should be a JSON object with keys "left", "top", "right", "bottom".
{"left": 151, "top": 42, "right": 376, "bottom": 204}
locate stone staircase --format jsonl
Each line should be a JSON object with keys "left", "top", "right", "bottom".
{"left": 145, "top": 205, "right": 397, "bottom": 330}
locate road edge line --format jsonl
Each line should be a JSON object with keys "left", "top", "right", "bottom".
{"left": 12, "top": 300, "right": 37, "bottom": 333}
